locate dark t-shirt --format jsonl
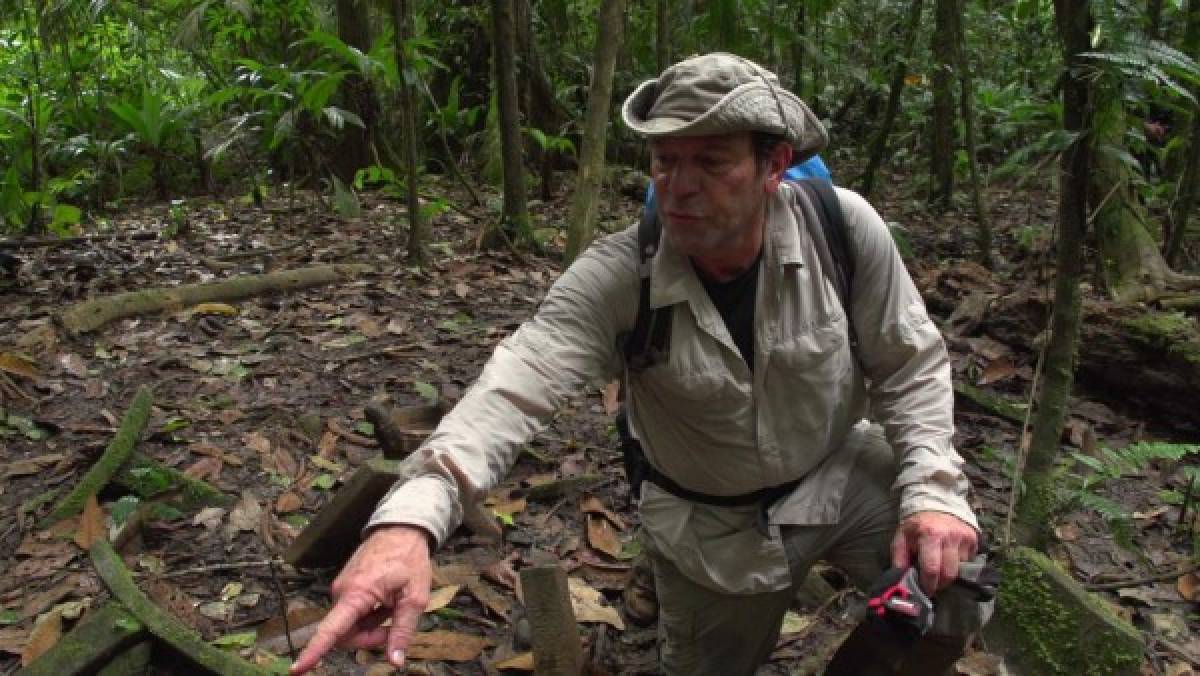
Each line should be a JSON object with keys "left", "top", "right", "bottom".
{"left": 697, "top": 253, "right": 762, "bottom": 370}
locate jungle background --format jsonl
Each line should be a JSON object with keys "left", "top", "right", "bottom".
{"left": 2, "top": 0, "right": 1200, "bottom": 673}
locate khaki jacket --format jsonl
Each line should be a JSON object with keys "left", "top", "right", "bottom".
{"left": 368, "top": 184, "right": 976, "bottom": 594}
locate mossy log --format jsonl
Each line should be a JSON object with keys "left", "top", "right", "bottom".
{"left": 113, "top": 452, "right": 232, "bottom": 511}
{"left": 953, "top": 383, "right": 1027, "bottom": 424}
{"left": 96, "top": 639, "right": 153, "bottom": 676}
{"left": 42, "top": 387, "right": 153, "bottom": 528}
{"left": 929, "top": 288, "right": 1200, "bottom": 433}
{"left": 526, "top": 474, "right": 605, "bottom": 502}
{"left": 18, "top": 602, "right": 148, "bottom": 676}
{"left": 59, "top": 263, "right": 373, "bottom": 334}
{"left": 90, "top": 539, "right": 270, "bottom": 676}
{"left": 987, "top": 546, "right": 1143, "bottom": 676}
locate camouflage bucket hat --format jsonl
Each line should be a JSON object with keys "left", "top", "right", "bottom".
{"left": 621, "top": 52, "right": 828, "bottom": 162}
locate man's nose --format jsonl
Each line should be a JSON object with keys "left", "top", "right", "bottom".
{"left": 665, "top": 162, "right": 702, "bottom": 197}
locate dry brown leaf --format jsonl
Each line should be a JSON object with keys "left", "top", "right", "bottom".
{"left": 454, "top": 282, "right": 470, "bottom": 299}
{"left": 22, "top": 574, "right": 81, "bottom": 619}
{"left": 274, "top": 492, "right": 303, "bottom": 514}
{"left": 1054, "top": 523, "right": 1081, "bottom": 542}
{"left": 1166, "top": 662, "right": 1196, "bottom": 676}
{"left": 978, "top": 357, "right": 1017, "bottom": 385}
{"left": 1177, "top": 572, "right": 1200, "bottom": 601}
{"left": 271, "top": 445, "right": 300, "bottom": 479}
{"left": 488, "top": 493, "right": 527, "bottom": 519}
{"left": 481, "top": 552, "right": 521, "bottom": 591}
{"left": 74, "top": 495, "right": 106, "bottom": 550}
{"left": 406, "top": 630, "right": 492, "bottom": 661}
{"left": 580, "top": 495, "right": 626, "bottom": 530}
{"left": 465, "top": 578, "right": 511, "bottom": 618}
{"left": 586, "top": 514, "right": 623, "bottom": 559}
{"left": 20, "top": 607, "right": 62, "bottom": 666}
{"left": 567, "top": 577, "right": 624, "bottom": 630}
{"left": 242, "top": 432, "right": 272, "bottom": 455}
{"left": 1133, "top": 506, "right": 1170, "bottom": 521}
{"left": 58, "top": 353, "right": 88, "bottom": 378}
{"left": 0, "top": 628, "right": 29, "bottom": 656}
{"left": 494, "top": 652, "right": 535, "bottom": 670}
{"left": 425, "top": 585, "right": 461, "bottom": 612}
{"left": 224, "top": 491, "right": 263, "bottom": 539}
{"left": 184, "top": 456, "right": 223, "bottom": 482}
{"left": 954, "top": 650, "right": 1007, "bottom": 676}
{"left": 256, "top": 606, "right": 326, "bottom": 654}
{"left": 317, "top": 429, "right": 339, "bottom": 459}
{"left": 4, "top": 453, "right": 66, "bottom": 478}
{"left": 0, "top": 353, "right": 40, "bottom": 380}
{"left": 602, "top": 380, "right": 621, "bottom": 415}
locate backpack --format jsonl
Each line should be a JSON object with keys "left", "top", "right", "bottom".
{"left": 617, "top": 177, "right": 856, "bottom": 504}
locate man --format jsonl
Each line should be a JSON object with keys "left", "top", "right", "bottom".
{"left": 291, "top": 53, "right": 988, "bottom": 676}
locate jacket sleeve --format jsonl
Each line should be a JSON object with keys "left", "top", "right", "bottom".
{"left": 366, "top": 230, "right": 639, "bottom": 546}
{"left": 835, "top": 188, "right": 978, "bottom": 530}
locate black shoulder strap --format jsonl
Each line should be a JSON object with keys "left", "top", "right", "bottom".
{"left": 791, "top": 179, "right": 857, "bottom": 349}
{"left": 624, "top": 205, "right": 673, "bottom": 372}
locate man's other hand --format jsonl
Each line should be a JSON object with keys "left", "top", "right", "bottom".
{"left": 289, "top": 525, "right": 433, "bottom": 674}
{"left": 889, "top": 511, "right": 977, "bottom": 594}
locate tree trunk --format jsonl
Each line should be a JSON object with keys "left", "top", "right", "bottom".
{"left": 657, "top": 0, "right": 671, "bottom": 72}
{"left": 564, "top": 0, "right": 626, "bottom": 264}
{"left": 1012, "top": 0, "right": 1094, "bottom": 551}
{"left": 22, "top": 0, "right": 45, "bottom": 233}
{"left": 791, "top": 4, "right": 807, "bottom": 94}
{"left": 1147, "top": 0, "right": 1165, "bottom": 39}
{"left": 859, "top": 0, "right": 925, "bottom": 198}
{"left": 333, "top": 0, "right": 376, "bottom": 183}
{"left": 929, "top": 0, "right": 957, "bottom": 210}
{"left": 393, "top": 0, "right": 427, "bottom": 266}
{"left": 1091, "top": 89, "right": 1178, "bottom": 301}
{"left": 953, "top": 0, "right": 991, "bottom": 267}
{"left": 1166, "top": 0, "right": 1200, "bottom": 267}
{"left": 489, "top": 0, "right": 532, "bottom": 248}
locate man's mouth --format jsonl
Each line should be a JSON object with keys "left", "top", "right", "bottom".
{"left": 666, "top": 211, "right": 702, "bottom": 222}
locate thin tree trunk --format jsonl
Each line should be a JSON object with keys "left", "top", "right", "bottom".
{"left": 22, "top": 0, "right": 45, "bottom": 233}
{"left": 929, "top": 0, "right": 957, "bottom": 210}
{"left": 1013, "top": 0, "right": 1094, "bottom": 551}
{"left": 791, "top": 4, "right": 807, "bottom": 94}
{"left": 1166, "top": 0, "right": 1200, "bottom": 266}
{"left": 657, "top": 0, "right": 671, "bottom": 72}
{"left": 393, "top": 0, "right": 427, "bottom": 266}
{"left": 1147, "top": 0, "right": 1165, "bottom": 39}
{"left": 953, "top": 0, "right": 991, "bottom": 267}
{"left": 565, "top": 0, "right": 626, "bottom": 264}
{"left": 490, "top": 0, "right": 532, "bottom": 248}
{"left": 333, "top": 0, "right": 376, "bottom": 183}
{"left": 859, "top": 0, "right": 925, "bottom": 198}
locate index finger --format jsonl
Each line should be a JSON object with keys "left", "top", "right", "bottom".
{"left": 290, "top": 599, "right": 374, "bottom": 674}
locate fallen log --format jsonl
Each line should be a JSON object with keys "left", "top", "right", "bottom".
{"left": 42, "top": 387, "right": 153, "bottom": 528}
{"left": 113, "top": 451, "right": 232, "bottom": 511}
{"left": 59, "top": 263, "right": 373, "bottom": 334}
{"left": 0, "top": 232, "right": 158, "bottom": 250}
{"left": 17, "top": 603, "right": 148, "bottom": 676}
{"left": 90, "top": 538, "right": 270, "bottom": 676}
{"left": 96, "top": 640, "right": 153, "bottom": 676}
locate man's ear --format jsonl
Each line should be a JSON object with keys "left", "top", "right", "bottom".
{"left": 764, "top": 143, "right": 794, "bottom": 193}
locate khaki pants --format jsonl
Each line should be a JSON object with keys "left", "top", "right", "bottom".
{"left": 648, "top": 426, "right": 990, "bottom": 675}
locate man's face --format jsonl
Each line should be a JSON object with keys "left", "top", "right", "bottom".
{"left": 650, "top": 132, "right": 788, "bottom": 259}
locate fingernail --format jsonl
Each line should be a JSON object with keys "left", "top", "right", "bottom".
{"left": 391, "top": 649, "right": 405, "bottom": 666}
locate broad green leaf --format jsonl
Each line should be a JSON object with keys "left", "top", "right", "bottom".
{"left": 355, "top": 421, "right": 374, "bottom": 437}
{"left": 312, "top": 474, "right": 336, "bottom": 490}
{"left": 414, "top": 381, "right": 438, "bottom": 402}
{"left": 212, "top": 631, "right": 257, "bottom": 649}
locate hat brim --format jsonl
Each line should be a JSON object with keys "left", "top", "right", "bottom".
{"left": 622, "top": 78, "right": 828, "bottom": 163}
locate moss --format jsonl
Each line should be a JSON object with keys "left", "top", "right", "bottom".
{"left": 995, "top": 547, "right": 1143, "bottom": 676}
{"left": 1120, "top": 311, "right": 1200, "bottom": 365}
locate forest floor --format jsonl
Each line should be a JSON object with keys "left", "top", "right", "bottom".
{"left": 0, "top": 168, "right": 1198, "bottom": 675}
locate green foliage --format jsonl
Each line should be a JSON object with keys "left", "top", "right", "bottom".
{"left": 1066, "top": 441, "right": 1200, "bottom": 548}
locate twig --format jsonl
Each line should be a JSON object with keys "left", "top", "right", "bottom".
{"left": 1150, "top": 634, "right": 1200, "bottom": 669}
{"left": 268, "top": 559, "right": 297, "bottom": 661}
{"left": 1085, "top": 564, "right": 1200, "bottom": 591}
{"left": 136, "top": 559, "right": 283, "bottom": 579}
